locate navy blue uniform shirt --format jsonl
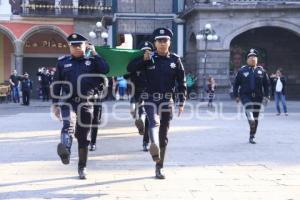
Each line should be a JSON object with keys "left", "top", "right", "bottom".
{"left": 52, "top": 54, "right": 109, "bottom": 103}
{"left": 127, "top": 51, "right": 187, "bottom": 104}
{"left": 234, "top": 65, "right": 270, "bottom": 101}
{"left": 21, "top": 79, "right": 33, "bottom": 91}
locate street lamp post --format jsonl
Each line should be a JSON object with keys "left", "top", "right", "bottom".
{"left": 196, "top": 23, "right": 218, "bottom": 101}
{"left": 89, "top": 19, "right": 109, "bottom": 46}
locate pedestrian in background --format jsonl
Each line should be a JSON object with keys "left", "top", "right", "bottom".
{"left": 270, "top": 69, "right": 288, "bottom": 116}
{"left": 21, "top": 72, "right": 33, "bottom": 106}
{"left": 9, "top": 69, "right": 20, "bottom": 103}
{"left": 207, "top": 76, "right": 216, "bottom": 108}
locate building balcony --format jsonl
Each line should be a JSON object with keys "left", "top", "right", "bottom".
{"left": 16, "top": 0, "right": 113, "bottom": 18}
{"left": 183, "top": 0, "right": 300, "bottom": 13}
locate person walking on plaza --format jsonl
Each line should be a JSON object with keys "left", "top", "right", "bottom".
{"left": 51, "top": 33, "right": 109, "bottom": 179}
{"left": 37, "top": 67, "right": 51, "bottom": 101}
{"left": 21, "top": 72, "right": 33, "bottom": 106}
{"left": 207, "top": 76, "right": 216, "bottom": 108}
{"left": 89, "top": 80, "right": 106, "bottom": 151}
{"left": 127, "top": 41, "right": 154, "bottom": 151}
{"left": 9, "top": 69, "right": 21, "bottom": 103}
{"left": 234, "top": 49, "right": 270, "bottom": 144}
{"left": 127, "top": 28, "right": 187, "bottom": 179}
{"left": 270, "top": 69, "right": 288, "bottom": 116}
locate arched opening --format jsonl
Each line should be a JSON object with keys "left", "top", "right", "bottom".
{"left": 22, "top": 29, "right": 69, "bottom": 98}
{"left": 0, "top": 30, "right": 15, "bottom": 84}
{"left": 230, "top": 26, "right": 300, "bottom": 99}
{"left": 185, "top": 32, "right": 197, "bottom": 73}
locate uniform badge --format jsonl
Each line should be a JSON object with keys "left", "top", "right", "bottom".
{"left": 160, "top": 29, "right": 165, "bottom": 34}
{"left": 170, "top": 63, "right": 176, "bottom": 69}
{"left": 85, "top": 60, "right": 91, "bottom": 66}
{"left": 243, "top": 72, "right": 249, "bottom": 77}
{"left": 72, "top": 34, "right": 77, "bottom": 39}
{"left": 148, "top": 65, "right": 155, "bottom": 70}
{"left": 257, "top": 70, "right": 262, "bottom": 75}
{"left": 64, "top": 63, "right": 72, "bottom": 68}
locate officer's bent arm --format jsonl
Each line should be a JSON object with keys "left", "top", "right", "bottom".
{"left": 52, "top": 63, "right": 63, "bottom": 103}
{"left": 127, "top": 57, "right": 152, "bottom": 73}
{"left": 263, "top": 72, "right": 270, "bottom": 98}
{"left": 175, "top": 58, "right": 187, "bottom": 107}
{"left": 233, "top": 71, "right": 241, "bottom": 98}
{"left": 94, "top": 55, "right": 110, "bottom": 74}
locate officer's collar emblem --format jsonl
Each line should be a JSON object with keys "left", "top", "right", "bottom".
{"left": 170, "top": 62, "right": 176, "bottom": 69}
{"left": 85, "top": 60, "right": 91, "bottom": 66}
{"left": 160, "top": 29, "right": 165, "bottom": 34}
{"left": 243, "top": 72, "right": 249, "bottom": 77}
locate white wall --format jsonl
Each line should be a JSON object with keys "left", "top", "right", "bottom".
{"left": 0, "top": 0, "right": 11, "bottom": 20}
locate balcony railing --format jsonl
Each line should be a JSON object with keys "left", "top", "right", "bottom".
{"left": 18, "top": 0, "right": 113, "bottom": 18}
{"left": 185, "top": 0, "right": 300, "bottom": 9}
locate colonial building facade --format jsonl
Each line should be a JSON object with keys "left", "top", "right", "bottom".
{"left": 1, "top": 0, "right": 300, "bottom": 99}
{"left": 181, "top": 0, "right": 300, "bottom": 99}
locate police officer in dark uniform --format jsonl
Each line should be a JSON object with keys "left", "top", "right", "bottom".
{"left": 51, "top": 33, "right": 109, "bottom": 179}
{"left": 127, "top": 28, "right": 187, "bottom": 179}
{"left": 89, "top": 78, "right": 107, "bottom": 151}
{"left": 234, "top": 49, "right": 270, "bottom": 144}
{"left": 21, "top": 72, "right": 33, "bottom": 106}
{"left": 126, "top": 41, "right": 154, "bottom": 151}
{"left": 37, "top": 67, "right": 51, "bottom": 101}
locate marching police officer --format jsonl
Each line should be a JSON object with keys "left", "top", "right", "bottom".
{"left": 126, "top": 41, "right": 154, "bottom": 151}
{"left": 234, "top": 49, "right": 270, "bottom": 144}
{"left": 127, "top": 28, "right": 187, "bottom": 179}
{"left": 51, "top": 33, "right": 109, "bottom": 179}
{"left": 89, "top": 79, "right": 106, "bottom": 151}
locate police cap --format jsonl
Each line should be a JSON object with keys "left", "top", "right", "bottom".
{"left": 247, "top": 48, "right": 259, "bottom": 58}
{"left": 139, "top": 41, "right": 154, "bottom": 51}
{"left": 67, "top": 33, "right": 88, "bottom": 45}
{"left": 153, "top": 28, "right": 173, "bottom": 40}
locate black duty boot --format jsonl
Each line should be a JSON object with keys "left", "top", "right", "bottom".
{"left": 57, "top": 143, "right": 71, "bottom": 165}
{"left": 142, "top": 143, "right": 148, "bottom": 152}
{"left": 78, "top": 147, "right": 88, "bottom": 179}
{"left": 155, "top": 148, "right": 166, "bottom": 179}
{"left": 249, "top": 136, "right": 256, "bottom": 144}
{"left": 89, "top": 143, "right": 96, "bottom": 151}
{"left": 148, "top": 127, "right": 160, "bottom": 162}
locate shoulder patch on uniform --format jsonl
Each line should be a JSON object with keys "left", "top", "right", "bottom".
{"left": 170, "top": 53, "right": 180, "bottom": 58}
{"left": 241, "top": 65, "right": 247, "bottom": 69}
{"left": 58, "top": 55, "right": 67, "bottom": 61}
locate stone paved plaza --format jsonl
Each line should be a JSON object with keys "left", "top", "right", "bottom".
{"left": 0, "top": 100, "right": 299, "bottom": 200}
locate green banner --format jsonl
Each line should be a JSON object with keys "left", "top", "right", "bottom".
{"left": 95, "top": 46, "right": 143, "bottom": 77}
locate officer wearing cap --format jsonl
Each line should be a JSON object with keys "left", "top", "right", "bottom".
{"left": 51, "top": 33, "right": 109, "bottom": 179}
{"left": 21, "top": 72, "right": 33, "bottom": 106}
{"left": 126, "top": 41, "right": 154, "bottom": 151}
{"left": 234, "top": 48, "right": 270, "bottom": 144}
{"left": 127, "top": 28, "right": 187, "bottom": 179}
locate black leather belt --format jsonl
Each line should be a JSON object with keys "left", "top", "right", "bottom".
{"left": 71, "top": 96, "right": 92, "bottom": 103}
